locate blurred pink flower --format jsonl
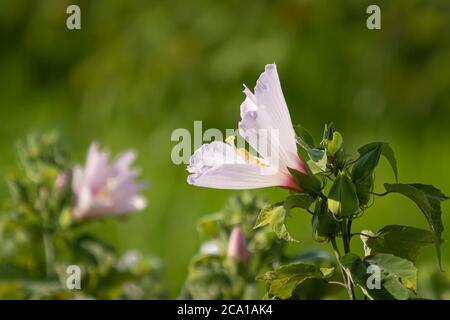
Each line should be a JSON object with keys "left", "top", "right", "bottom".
{"left": 72, "top": 143, "right": 147, "bottom": 220}
{"left": 227, "top": 227, "right": 250, "bottom": 264}
{"left": 187, "top": 64, "right": 307, "bottom": 190}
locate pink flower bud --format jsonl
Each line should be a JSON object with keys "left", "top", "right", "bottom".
{"left": 227, "top": 227, "right": 250, "bottom": 264}
{"left": 55, "top": 172, "right": 68, "bottom": 190}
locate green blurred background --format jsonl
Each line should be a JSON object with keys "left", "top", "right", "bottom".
{"left": 1, "top": 0, "right": 449, "bottom": 298}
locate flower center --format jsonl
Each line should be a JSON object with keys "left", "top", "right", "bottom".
{"left": 95, "top": 177, "right": 118, "bottom": 198}
{"left": 225, "top": 136, "right": 270, "bottom": 168}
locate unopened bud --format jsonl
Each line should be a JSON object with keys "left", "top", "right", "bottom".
{"left": 227, "top": 227, "right": 250, "bottom": 264}
{"left": 55, "top": 172, "right": 68, "bottom": 190}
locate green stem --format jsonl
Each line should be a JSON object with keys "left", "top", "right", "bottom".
{"left": 330, "top": 237, "right": 353, "bottom": 300}
{"left": 341, "top": 219, "right": 350, "bottom": 253}
{"left": 330, "top": 237, "right": 341, "bottom": 257}
{"left": 43, "top": 231, "right": 55, "bottom": 278}
{"left": 341, "top": 219, "right": 356, "bottom": 300}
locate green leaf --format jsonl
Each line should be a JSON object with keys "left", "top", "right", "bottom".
{"left": 352, "top": 144, "right": 382, "bottom": 182}
{"left": 328, "top": 172, "right": 359, "bottom": 217}
{"left": 363, "top": 225, "right": 434, "bottom": 262}
{"left": 256, "top": 262, "right": 326, "bottom": 299}
{"left": 254, "top": 204, "right": 297, "bottom": 242}
{"left": 254, "top": 195, "right": 315, "bottom": 242}
{"left": 354, "top": 174, "right": 374, "bottom": 207}
{"left": 320, "top": 267, "right": 335, "bottom": 279}
{"left": 340, "top": 253, "right": 417, "bottom": 300}
{"left": 409, "top": 184, "right": 449, "bottom": 202}
{"left": 381, "top": 275, "right": 414, "bottom": 300}
{"left": 384, "top": 183, "right": 448, "bottom": 269}
{"left": 294, "top": 125, "right": 328, "bottom": 172}
{"left": 288, "top": 168, "right": 322, "bottom": 195}
{"left": 284, "top": 194, "right": 315, "bottom": 211}
{"left": 326, "top": 131, "right": 343, "bottom": 156}
{"left": 352, "top": 142, "right": 398, "bottom": 207}
{"left": 339, "top": 253, "right": 360, "bottom": 267}
{"left": 307, "top": 160, "right": 325, "bottom": 174}
{"left": 313, "top": 152, "right": 327, "bottom": 172}
{"left": 307, "top": 148, "right": 327, "bottom": 167}
{"left": 294, "top": 124, "right": 315, "bottom": 149}
{"left": 366, "top": 253, "right": 417, "bottom": 291}
{"left": 380, "top": 144, "right": 398, "bottom": 182}
{"left": 353, "top": 142, "right": 398, "bottom": 182}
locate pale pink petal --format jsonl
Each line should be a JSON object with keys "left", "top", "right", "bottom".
{"left": 239, "top": 64, "right": 307, "bottom": 173}
{"left": 74, "top": 185, "right": 93, "bottom": 219}
{"left": 188, "top": 163, "right": 289, "bottom": 189}
{"left": 83, "top": 143, "right": 111, "bottom": 193}
{"left": 113, "top": 150, "right": 137, "bottom": 172}
{"left": 187, "top": 142, "right": 291, "bottom": 189}
{"left": 128, "top": 195, "right": 147, "bottom": 211}
{"left": 72, "top": 166, "right": 84, "bottom": 194}
{"left": 102, "top": 195, "right": 146, "bottom": 216}
{"left": 111, "top": 177, "right": 147, "bottom": 202}
{"left": 187, "top": 141, "right": 246, "bottom": 174}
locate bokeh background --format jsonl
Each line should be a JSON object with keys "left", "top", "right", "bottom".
{"left": 1, "top": 0, "right": 449, "bottom": 298}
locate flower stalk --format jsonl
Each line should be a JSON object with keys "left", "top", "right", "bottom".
{"left": 340, "top": 219, "right": 356, "bottom": 300}
{"left": 43, "top": 230, "right": 56, "bottom": 278}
